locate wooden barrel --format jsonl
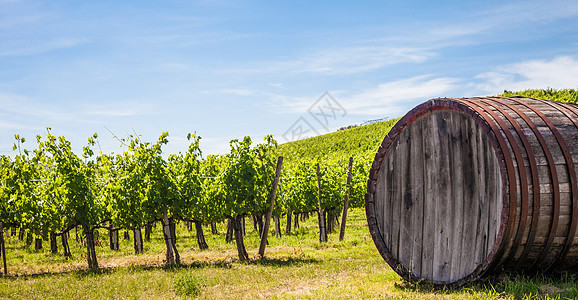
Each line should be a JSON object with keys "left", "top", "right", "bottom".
{"left": 365, "top": 97, "right": 578, "bottom": 287}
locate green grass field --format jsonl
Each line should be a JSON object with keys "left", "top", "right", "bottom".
{"left": 1, "top": 208, "right": 578, "bottom": 299}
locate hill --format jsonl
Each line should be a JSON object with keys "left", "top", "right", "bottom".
{"left": 500, "top": 88, "right": 578, "bottom": 103}
{"left": 278, "top": 118, "right": 399, "bottom": 166}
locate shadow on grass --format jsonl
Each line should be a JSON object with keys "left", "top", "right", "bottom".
{"left": 162, "top": 255, "right": 319, "bottom": 272}
{"left": 244, "top": 256, "right": 319, "bottom": 267}
{"left": 394, "top": 272, "right": 578, "bottom": 299}
{"left": 0, "top": 266, "right": 116, "bottom": 281}
{"left": 0, "top": 255, "right": 320, "bottom": 280}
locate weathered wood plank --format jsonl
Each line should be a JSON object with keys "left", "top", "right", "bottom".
{"left": 409, "top": 117, "right": 425, "bottom": 277}
{"left": 391, "top": 137, "right": 402, "bottom": 260}
{"left": 385, "top": 145, "right": 395, "bottom": 251}
{"left": 463, "top": 114, "right": 482, "bottom": 277}
{"left": 449, "top": 112, "right": 465, "bottom": 281}
{"left": 398, "top": 122, "right": 413, "bottom": 270}
{"left": 433, "top": 111, "right": 452, "bottom": 282}
{"left": 473, "top": 120, "right": 487, "bottom": 266}
{"left": 484, "top": 124, "right": 501, "bottom": 265}
{"left": 421, "top": 111, "right": 437, "bottom": 279}
{"left": 375, "top": 148, "right": 389, "bottom": 253}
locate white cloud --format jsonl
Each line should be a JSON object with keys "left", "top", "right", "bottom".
{"left": 82, "top": 102, "right": 158, "bottom": 117}
{"left": 0, "top": 119, "right": 22, "bottom": 129}
{"left": 291, "top": 46, "right": 432, "bottom": 75}
{"left": 208, "top": 88, "right": 261, "bottom": 97}
{"left": 365, "top": 0, "right": 578, "bottom": 52}
{"left": 265, "top": 94, "right": 318, "bottom": 114}
{"left": 0, "top": 93, "right": 157, "bottom": 127}
{"left": 0, "top": 93, "right": 66, "bottom": 121}
{"left": 308, "top": 55, "right": 578, "bottom": 119}
{"left": 268, "top": 75, "right": 458, "bottom": 117}
{"left": 474, "top": 56, "right": 578, "bottom": 93}
{"left": 85, "top": 110, "right": 148, "bottom": 117}
{"left": 342, "top": 75, "right": 458, "bottom": 116}
{"left": 213, "top": 1, "right": 578, "bottom": 79}
{"left": 268, "top": 83, "right": 284, "bottom": 89}
{"left": 154, "top": 62, "right": 190, "bottom": 72}
{"left": 486, "top": 0, "right": 578, "bottom": 25}
{"left": 219, "top": 46, "right": 433, "bottom": 76}
{"left": 0, "top": 38, "right": 88, "bottom": 56}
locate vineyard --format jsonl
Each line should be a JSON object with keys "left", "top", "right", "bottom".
{"left": 0, "top": 117, "right": 398, "bottom": 274}
{"left": 2, "top": 89, "right": 578, "bottom": 298}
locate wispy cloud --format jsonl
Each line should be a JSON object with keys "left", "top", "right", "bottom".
{"left": 485, "top": 0, "right": 578, "bottom": 25}
{"left": 82, "top": 102, "right": 158, "bottom": 117}
{"left": 0, "top": 93, "right": 84, "bottom": 125}
{"left": 474, "top": 56, "right": 578, "bottom": 93}
{"left": 0, "top": 37, "right": 88, "bottom": 56}
{"left": 271, "top": 75, "right": 457, "bottom": 116}
{"left": 85, "top": 110, "right": 151, "bottom": 117}
{"left": 214, "top": 1, "right": 578, "bottom": 79}
{"left": 220, "top": 46, "right": 432, "bottom": 76}
{"left": 333, "top": 55, "right": 578, "bottom": 119}
{"left": 0, "top": 8, "right": 48, "bottom": 30}
{"left": 0, "top": 93, "right": 157, "bottom": 126}
{"left": 261, "top": 93, "right": 317, "bottom": 114}
{"left": 342, "top": 75, "right": 458, "bottom": 116}
{"left": 289, "top": 46, "right": 432, "bottom": 75}
{"left": 364, "top": 0, "right": 578, "bottom": 50}
{"left": 207, "top": 88, "right": 261, "bottom": 97}
{"left": 0, "top": 119, "right": 24, "bottom": 130}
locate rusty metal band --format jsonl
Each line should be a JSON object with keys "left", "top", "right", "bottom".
{"left": 476, "top": 98, "right": 530, "bottom": 265}
{"left": 559, "top": 102, "right": 578, "bottom": 117}
{"left": 454, "top": 98, "right": 518, "bottom": 274}
{"left": 465, "top": 98, "right": 527, "bottom": 266}
{"left": 505, "top": 97, "right": 561, "bottom": 272}
{"left": 535, "top": 99, "right": 578, "bottom": 268}
{"left": 489, "top": 97, "right": 542, "bottom": 269}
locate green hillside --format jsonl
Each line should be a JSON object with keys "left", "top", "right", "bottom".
{"left": 278, "top": 118, "right": 399, "bottom": 166}
{"left": 277, "top": 118, "right": 400, "bottom": 209}
{"left": 500, "top": 88, "right": 578, "bottom": 103}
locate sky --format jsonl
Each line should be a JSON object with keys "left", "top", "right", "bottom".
{"left": 1, "top": 0, "right": 578, "bottom": 156}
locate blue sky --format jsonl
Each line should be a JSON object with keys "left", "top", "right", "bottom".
{"left": 1, "top": 0, "right": 578, "bottom": 155}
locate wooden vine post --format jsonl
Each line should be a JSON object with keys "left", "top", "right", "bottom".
{"left": 162, "top": 213, "right": 175, "bottom": 265}
{"left": 258, "top": 156, "right": 283, "bottom": 258}
{"left": 339, "top": 157, "right": 354, "bottom": 241}
{"left": 317, "top": 164, "right": 328, "bottom": 242}
{"left": 0, "top": 222, "right": 6, "bottom": 275}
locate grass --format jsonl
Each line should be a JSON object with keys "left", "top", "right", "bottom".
{"left": 1, "top": 209, "right": 578, "bottom": 299}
